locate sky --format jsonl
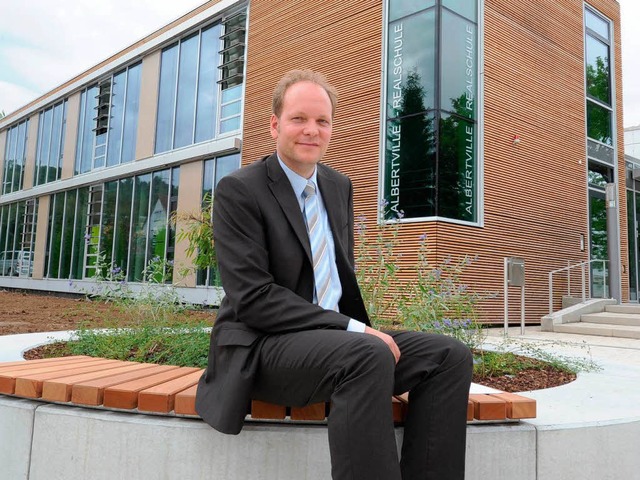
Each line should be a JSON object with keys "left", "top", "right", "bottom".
{"left": 1, "top": 0, "right": 639, "bottom": 128}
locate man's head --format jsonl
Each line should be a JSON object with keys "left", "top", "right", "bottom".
{"left": 270, "top": 70, "right": 338, "bottom": 178}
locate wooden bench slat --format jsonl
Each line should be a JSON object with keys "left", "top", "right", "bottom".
{"left": 174, "top": 384, "right": 198, "bottom": 416}
{"left": 42, "top": 363, "right": 157, "bottom": 402}
{"left": 290, "top": 402, "right": 326, "bottom": 421}
{"left": 467, "top": 400, "right": 474, "bottom": 421}
{"left": 72, "top": 365, "right": 180, "bottom": 406}
{"left": 0, "top": 356, "right": 90, "bottom": 371}
{"left": 251, "top": 400, "right": 286, "bottom": 419}
{"left": 489, "top": 393, "right": 537, "bottom": 419}
{"left": 103, "top": 367, "right": 201, "bottom": 410}
{"left": 137, "top": 370, "right": 204, "bottom": 413}
{"left": 469, "top": 393, "right": 508, "bottom": 420}
{"left": 14, "top": 359, "right": 124, "bottom": 398}
{"left": 0, "top": 358, "right": 112, "bottom": 394}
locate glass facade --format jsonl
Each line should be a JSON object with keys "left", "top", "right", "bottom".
{"left": 382, "top": 0, "right": 478, "bottom": 222}
{"left": 0, "top": 199, "right": 37, "bottom": 277}
{"left": 585, "top": 6, "right": 614, "bottom": 298}
{"left": 75, "top": 62, "right": 142, "bottom": 174}
{"left": 45, "top": 167, "right": 179, "bottom": 282}
{"left": 197, "top": 153, "right": 240, "bottom": 286}
{"left": 155, "top": 10, "right": 246, "bottom": 154}
{"left": 2, "top": 119, "right": 29, "bottom": 195}
{"left": 35, "top": 100, "right": 67, "bottom": 186}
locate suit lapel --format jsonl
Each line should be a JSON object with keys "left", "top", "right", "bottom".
{"left": 266, "top": 154, "right": 313, "bottom": 263}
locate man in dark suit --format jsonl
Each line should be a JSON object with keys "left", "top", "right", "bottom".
{"left": 196, "top": 69, "right": 473, "bottom": 480}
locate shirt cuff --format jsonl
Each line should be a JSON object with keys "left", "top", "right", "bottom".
{"left": 347, "top": 319, "right": 367, "bottom": 333}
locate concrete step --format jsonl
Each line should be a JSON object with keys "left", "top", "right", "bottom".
{"left": 554, "top": 322, "right": 640, "bottom": 339}
{"left": 605, "top": 304, "right": 640, "bottom": 315}
{"left": 580, "top": 312, "right": 640, "bottom": 327}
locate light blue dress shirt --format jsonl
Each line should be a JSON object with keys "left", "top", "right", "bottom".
{"left": 277, "top": 156, "right": 366, "bottom": 333}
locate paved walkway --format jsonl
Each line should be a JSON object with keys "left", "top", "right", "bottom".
{"left": 484, "top": 326, "right": 640, "bottom": 426}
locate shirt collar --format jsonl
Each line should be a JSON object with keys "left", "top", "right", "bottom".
{"left": 277, "top": 154, "right": 318, "bottom": 199}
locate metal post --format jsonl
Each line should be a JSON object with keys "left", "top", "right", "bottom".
{"left": 548, "top": 272, "right": 553, "bottom": 315}
{"left": 581, "top": 262, "right": 586, "bottom": 302}
{"left": 567, "top": 260, "right": 571, "bottom": 296}
{"left": 504, "top": 258, "right": 509, "bottom": 336}
{"left": 605, "top": 183, "right": 621, "bottom": 303}
{"left": 521, "top": 285, "right": 525, "bottom": 335}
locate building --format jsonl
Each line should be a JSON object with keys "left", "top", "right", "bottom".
{"left": 0, "top": 0, "right": 626, "bottom": 322}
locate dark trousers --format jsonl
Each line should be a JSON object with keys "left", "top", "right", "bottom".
{"left": 251, "top": 329, "right": 473, "bottom": 480}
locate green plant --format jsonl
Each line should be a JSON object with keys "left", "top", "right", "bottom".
{"left": 355, "top": 203, "right": 487, "bottom": 350}
{"left": 172, "top": 193, "right": 219, "bottom": 284}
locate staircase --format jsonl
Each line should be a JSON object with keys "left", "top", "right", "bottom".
{"left": 553, "top": 304, "right": 640, "bottom": 339}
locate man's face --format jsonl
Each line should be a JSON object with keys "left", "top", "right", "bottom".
{"left": 270, "top": 81, "right": 333, "bottom": 178}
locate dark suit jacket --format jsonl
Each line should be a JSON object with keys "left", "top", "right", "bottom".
{"left": 195, "top": 153, "right": 370, "bottom": 434}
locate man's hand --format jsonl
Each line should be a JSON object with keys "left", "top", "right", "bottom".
{"left": 364, "top": 326, "right": 401, "bottom": 364}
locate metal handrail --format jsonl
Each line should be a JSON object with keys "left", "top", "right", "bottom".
{"left": 548, "top": 259, "right": 608, "bottom": 314}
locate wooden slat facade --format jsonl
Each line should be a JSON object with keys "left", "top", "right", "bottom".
{"left": 242, "top": 0, "right": 624, "bottom": 324}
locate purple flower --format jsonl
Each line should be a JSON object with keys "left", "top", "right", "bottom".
{"left": 112, "top": 266, "right": 122, "bottom": 275}
{"left": 418, "top": 233, "right": 428, "bottom": 242}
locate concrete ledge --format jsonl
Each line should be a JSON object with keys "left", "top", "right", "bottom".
{"left": 541, "top": 298, "right": 616, "bottom": 331}
{"left": 0, "top": 396, "right": 39, "bottom": 480}
{"left": 7, "top": 398, "right": 538, "bottom": 480}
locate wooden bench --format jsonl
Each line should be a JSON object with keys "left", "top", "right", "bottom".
{"left": 0, "top": 356, "right": 536, "bottom": 422}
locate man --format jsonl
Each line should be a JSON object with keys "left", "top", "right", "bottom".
{"left": 196, "top": 69, "right": 473, "bottom": 479}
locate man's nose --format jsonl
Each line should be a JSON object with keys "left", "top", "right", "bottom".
{"left": 303, "top": 122, "right": 319, "bottom": 136}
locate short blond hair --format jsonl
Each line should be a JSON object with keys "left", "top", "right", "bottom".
{"left": 272, "top": 69, "right": 338, "bottom": 118}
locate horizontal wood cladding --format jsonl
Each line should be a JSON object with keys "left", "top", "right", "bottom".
{"left": 243, "top": 0, "right": 625, "bottom": 323}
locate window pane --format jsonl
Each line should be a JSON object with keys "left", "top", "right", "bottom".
{"left": 214, "top": 153, "right": 240, "bottom": 187}
{"left": 202, "top": 159, "right": 214, "bottom": 201}
{"left": 166, "top": 167, "right": 180, "bottom": 272}
{"left": 437, "top": 113, "right": 477, "bottom": 222}
{"left": 71, "top": 187, "right": 89, "bottom": 279}
{"left": 386, "top": 9, "right": 436, "bottom": 119}
{"left": 588, "top": 162, "right": 613, "bottom": 188}
{"left": 174, "top": 34, "right": 199, "bottom": 148}
{"left": 48, "top": 193, "right": 64, "bottom": 278}
{"left": 587, "top": 100, "right": 612, "bottom": 145}
{"left": 155, "top": 45, "right": 179, "bottom": 154}
{"left": 121, "top": 63, "right": 141, "bottom": 163}
{"left": 440, "top": 10, "right": 477, "bottom": 120}
{"left": 219, "top": 116, "right": 240, "bottom": 134}
{"left": 48, "top": 103, "right": 64, "bottom": 183}
{"left": 114, "top": 178, "right": 133, "bottom": 275}
{"left": 585, "top": 35, "right": 610, "bottom": 105}
{"left": 221, "top": 84, "right": 242, "bottom": 103}
{"left": 442, "top": 0, "right": 476, "bottom": 21}
{"left": 388, "top": 0, "right": 434, "bottom": 21}
{"left": 60, "top": 189, "right": 76, "bottom": 279}
{"left": 195, "top": 24, "right": 221, "bottom": 143}
{"left": 37, "top": 109, "right": 53, "bottom": 185}
{"left": 129, "top": 173, "right": 151, "bottom": 281}
{"left": 101, "top": 181, "right": 118, "bottom": 268}
{"left": 107, "top": 70, "right": 127, "bottom": 167}
{"left": 148, "top": 170, "right": 171, "bottom": 281}
{"left": 384, "top": 113, "right": 436, "bottom": 219}
{"left": 586, "top": 9, "right": 609, "bottom": 40}
{"left": 14, "top": 121, "right": 27, "bottom": 192}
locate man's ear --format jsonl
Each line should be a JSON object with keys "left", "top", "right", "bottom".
{"left": 270, "top": 114, "right": 279, "bottom": 140}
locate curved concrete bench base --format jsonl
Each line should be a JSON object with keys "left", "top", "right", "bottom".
{"left": 5, "top": 395, "right": 639, "bottom": 480}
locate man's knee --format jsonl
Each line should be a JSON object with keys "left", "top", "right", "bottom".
{"left": 347, "top": 334, "right": 396, "bottom": 377}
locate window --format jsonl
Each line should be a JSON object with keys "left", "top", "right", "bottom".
{"left": 155, "top": 9, "right": 246, "bottom": 154}
{"left": 197, "top": 153, "right": 240, "bottom": 286}
{"left": 75, "top": 62, "right": 142, "bottom": 174}
{"left": 0, "top": 199, "right": 37, "bottom": 277}
{"left": 35, "top": 100, "right": 67, "bottom": 186}
{"left": 382, "top": 1, "right": 479, "bottom": 223}
{"left": 584, "top": 7, "right": 613, "bottom": 164}
{"left": 45, "top": 167, "right": 179, "bottom": 283}
{"left": 2, "top": 119, "right": 29, "bottom": 195}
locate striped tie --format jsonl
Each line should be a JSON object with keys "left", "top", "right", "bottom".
{"left": 302, "top": 181, "right": 338, "bottom": 311}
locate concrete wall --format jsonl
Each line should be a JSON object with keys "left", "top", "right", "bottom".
{"left": 2, "top": 395, "right": 638, "bottom": 480}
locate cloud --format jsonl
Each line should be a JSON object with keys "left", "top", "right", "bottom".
{"left": 0, "top": 0, "right": 205, "bottom": 116}
{"left": 0, "top": 81, "right": 41, "bottom": 116}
